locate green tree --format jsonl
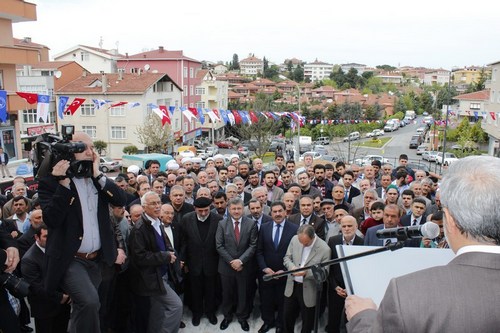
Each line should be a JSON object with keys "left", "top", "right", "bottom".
{"left": 330, "top": 68, "right": 346, "bottom": 87}
{"left": 293, "top": 66, "right": 304, "bottom": 82}
{"left": 376, "top": 64, "right": 397, "bottom": 71}
{"left": 264, "top": 65, "right": 280, "bottom": 80}
{"left": 93, "top": 140, "right": 107, "bottom": 156}
{"left": 263, "top": 57, "right": 269, "bottom": 75}
{"left": 123, "top": 145, "right": 138, "bottom": 155}
{"left": 419, "top": 91, "right": 435, "bottom": 114}
{"left": 230, "top": 53, "right": 240, "bottom": 70}
{"left": 135, "top": 113, "right": 173, "bottom": 153}
{"left": 345, "top": 68, "right": 360, "bottom": 89}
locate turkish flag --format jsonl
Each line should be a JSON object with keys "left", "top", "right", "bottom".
{"left": 111, "top": 101, "right": 128, "bottom": 107}
{"left": 212, "top": 109, "right": 221, "bottom": 121}
{"left": 16, "top": 92, "right": 38, "bottom": 104}
{"left": 66, "top": 98, "right": 86, "bottom": 115}
{"left": 249, "top": 110, "right": 259, "bottom": 123}
{"left": 231, "top": 110, "right": 242, "bottom": 125}
{"left": 188, "top": 107, "right": 198, "bottom": 117}
{"left": 159, "top": 106, "right": 171, "bottom": 126}
{"left": 491, "top": 112, "right": 497, "bottom": 121}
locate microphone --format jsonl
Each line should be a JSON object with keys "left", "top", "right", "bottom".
{"left": 376, "top": 222, "right": 440, "bottom": 240}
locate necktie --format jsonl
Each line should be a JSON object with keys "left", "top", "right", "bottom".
{"left": 234, "top": 220, "right": 240, "bottom": 243}
{"left": 345, "top": 189, "right": 349, "bottom": 201}
{"left": 412, "top": 219, "right": 417, "bottom": 226}
{"left": 274, "top": 224, "right": 281, "bottom": 249}
{"left": 302, "top": 218, "right": 307, "bottom": 226}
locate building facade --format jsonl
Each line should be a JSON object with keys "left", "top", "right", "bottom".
{"left": 53, "top": 45, "right": 123, "bottom": 74}
{"left": 483, "top": 61, "right": 500, "bottom": 156}
{"left": 304, "top": 60, "right": 334, "bottom": 82}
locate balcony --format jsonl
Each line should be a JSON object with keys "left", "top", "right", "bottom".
{"left": 0, "top": 46, "right": 40, "bottom": 65}
{"left": 0, "top": 0, "right": 37, "bottom": 22}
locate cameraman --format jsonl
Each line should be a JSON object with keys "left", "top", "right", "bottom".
{"left": 37, "top": 132, "right": 127, "bottom": 333}
{"left": 0, "top": 227, "right": 21, "bottom": 332}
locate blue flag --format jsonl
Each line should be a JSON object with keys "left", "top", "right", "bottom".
{"left": 219, "top": 109, "right": 229, "bottom": 125}
{"left": 58, "top": 96, "right": 69, "bottom": 119}
{"left": 197, "top": 108, "right": 205, "bottom": 124}
{"left": 0, "top": 90, "right": 7, "bottom": 122}
{"left": 168, "top": 106, "right": 175, "bottom": 115}
{"left": 238, "top": 110, "right": 248, "bottom": 124}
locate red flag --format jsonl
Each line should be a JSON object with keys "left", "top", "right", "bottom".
{"left": 16, "top": 92, "right": 38, "bottom": 104}
{"left": 490, "top": 112, "right": 496, "bottom": 121}
{"left": 111, "top": 101, "right": 128, "bottom": 107}
{"left": 188, "top": 107, "right": 198, "bottom": 117}
{"left": 159, "top": 106, "right": 171, "bottom": 126}
{"left": 249, "top": 110, "right": 259, "bottom": 123}
{"left": 66, "top": 98, "right": 86, "bottom": 115}
{"left": 212, "top": 109, "right": 221, "bottom": 121}
{"left": 231, "top": 110, "right": 242, "bottom": 125}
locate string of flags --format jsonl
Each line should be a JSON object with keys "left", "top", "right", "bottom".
{"left": 7, "top": 90, "right": 500, "bottom": 127}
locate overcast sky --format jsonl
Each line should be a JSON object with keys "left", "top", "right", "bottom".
{"left": 12, "top": 0, "right": 500, "bottom": 70}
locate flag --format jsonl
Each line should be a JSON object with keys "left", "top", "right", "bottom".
{"left": 205, "top": 109, "right": 218, "bottom": 123}
{"left": 491, "top": 112, "right": 496, "bottom": 121}
{"left": 0, "top": 90, "right": 7, "bottom": 122}
{"left": 66, "top": 98, "right": 85, "bottom": 115}
{"left": 197, "top": 108, "right": 205, "bottom": 125}
{"left": 128, "top": 102, "right": 141, "bottom": 109}
{"left": 58, "top": 96, "right": 69, "bottom": 119}
{"left": 226, "top": 110, "right": 235, "bottom": 125}
{"left": 36, "top": 94, "right": 50, "bottom": 123}
{"left": 249, "top": 110, "right": 259, "bottom": 123}
{"left": 181, "top": 107, "right": 196, "bottom": 121}
{"left": 474, "top": 111, "right": 479, "bottom": 121}
{"left": 188, "top": 107, "right": 198, "bottom": 117}
{"left": 151, "top": 105, "right": 169, "bottom": 126}
{"left": 168, "top": 106, "right": 175, "bottom": 115}
{"left": 219, "top": 109, "right": 229, "bottom": 125}
{"left": 159, "top": 106, "right": 171, "bottom": 125}
{"left": 212, "top": 109, "right": 221, "bottom": 121}
{"left": 92, "top": 99, "right": 108, "bottom": 111}
{"left": 239, "top": 111, "right": 249, "bottom": 124}
{"left": 111, "top": 101, "right": 128, "bottom": 108}
{"left": 231, "top": 110, "right": 242, "bottom": 125}
{"left": 16, "top": 92, "right": 38, "bottom": 104}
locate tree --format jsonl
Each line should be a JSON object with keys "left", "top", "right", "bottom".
{"left": 94, "top": 140, "right": 107, "bottom": 156}
{"left": 292, "top": 65, "right": 304, "bottom": 82}
{"left": 123, "top": 145, "right": 138, "bottom": 155}
{"left": 419, "top": 91, "right": 434, "bottom": 114}
{"left": 135, "top": 113, "right": 173, "bottom": 153}
{"left": 376, "top": 64, "right": 397, "bottom": 71}
{"left": 330, "top": 67, "right": 346, "bottom": 88}
{"left": 264, "top": 65, "right": 280, "bottom": 80}
{"left": 230, "top": 53, "right": 240, "bottom": 70}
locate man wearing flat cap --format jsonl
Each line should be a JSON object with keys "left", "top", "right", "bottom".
{"left": 179, "top": 197, "right": 223, "bottom": 326}
{"left": 321, "top": 199, "right": 342, "bottom": 241}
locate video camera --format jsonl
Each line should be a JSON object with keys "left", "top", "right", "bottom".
{"left": 33, "top": 125, "right": 92, "bottom": 179}
{"left": 0, "top": 272, "right": 30, "bottom": 299}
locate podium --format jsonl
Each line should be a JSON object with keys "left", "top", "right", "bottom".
{"left": 337, "top": 245, "right": 455, "bottom": 305}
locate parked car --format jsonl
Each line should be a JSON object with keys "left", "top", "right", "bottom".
{"left": 407, "top": 162, "right": 430, "bottom": 173}
{"left": 299, "top": 151, "right": 323, "bottom": 161}
{"left": 315, "top": 137, "right": 330, "bottom": 145}
{"left": 193, "top": 139, "right": 204, "bottom": 149}
{"left": 416, "top": 127, "right": 427, "bottom": 135}
{"left": 422, "top": 150, "right": 439, "bottom": 162}
{"left": 343, "top": 131, "right": 360, "bottom": 142}
{"left": 238, "top": 146, "right": 250, "bottom": 158}
{"left": 205, "top": 146, "right": 219, "bottom": 157}
{"left": 321, "top": 155, "right": 339, "bottom": 162}
{"left": 416, "top": 144, "right": 428, "bottom": 155}
{"left": 435, "top": 152, "right": 459, "bottom": 166}
{"left": 196, "top": 149, "right": 208, "bottom": 159}
{"left": 409, "top": 134, "right": 423, "bottom": 149}
{"left": 354, "top": 154, "right": 390, "bottom": 166}
{"left": 216, "top": 140, "right": 234, "bottom": 149}
{"left": 312, "top": 144, "right": 328, "bottom": 156}
{"left": 365, "top": 129, "right": 384, "bottom": 138}
{"left": 99, "top": 157, "right": 122, "bottom": 173}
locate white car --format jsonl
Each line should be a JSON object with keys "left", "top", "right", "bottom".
{"left": 99, "top": 157, "right": 122, "bottom": 173}
{"left": 179, "top": 150, "right": 195, "bottom": 158}
{"left": 416, "top": 145, "right": 428, "bottom": 155}
{"left": 365, "top": 129, "right": 384, "bottom": 138}
{"left": 422, "top": 151, "right": 439, "bottom": 162}
{"left": 196, "top": 149, "right": 208, "bottom": 159}
{"left": 435, "top": 152, "right": 459, "bottom": 166}
{"left": 205, "top": 146, "right": 219, "bottom": 157}
{"left": 354, "top": 154, "right": 390, "bottom": 166}
{"left": 299, "top": 151, "right": 323, "bottom": 161}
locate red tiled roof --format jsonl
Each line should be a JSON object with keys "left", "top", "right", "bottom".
{"left": 30, "top": 61, "right": 74, "bottom": 69}
{"left": 57, "top": 72, "right": 177, "bottom": 94}
{"left": 80, "top": 45, "right": 124, "bottom": 57}
{"left": 13, "top": 37, "right": 49, "bottom": 49}
{"left": 454, "top": 89, "right": 489, "bottom": 101}
{"left": 123, "top": 48, "right": 200, "bottom": 63}
{"left": 240, "top": 56, "right": 263, "bottom": 63}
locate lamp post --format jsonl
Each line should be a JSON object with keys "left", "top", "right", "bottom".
{"left": 295, "top": 84, "right": 301, "bottom": 161}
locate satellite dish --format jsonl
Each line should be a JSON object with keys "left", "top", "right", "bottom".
{"left": 144, "top": 64, "right": 151, "bottom": 71}
{"left": 54, "top": 71, "right": 62, "bottom": 79}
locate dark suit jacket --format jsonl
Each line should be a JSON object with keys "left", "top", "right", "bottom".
{"left": 179, "top": 211, "right": 222, "bottom": 276}
{"left": 216, "top": 216, "right": 258, "bottom": 277}
{"left": 0, "top": 218, "right": 20, "bottom": 238}
{"left": 400, "top": 214, "right": 428, "bottom": 227}
{"left": 256, "top": 221, "right": 298, "bottom": 278}
{"left": 21, "top": 243, "right": 65, "bottom": 319}
{"left": 328, "top": 235, "right": 364, "bottom": 289}
{"left": 17, "top": 226, "right": 36, "bottom": 257}
{"left": 0, "top": 228, "right": 19, "bottom": 333}
{"left": 246, "top": 213, "right": 272, "bottom": 231}
{"left": 38, "top": 174, "right": 126, "bottom": 292}
{"left": 128, "top": 213, "right": 174, "bottom": 296}
{"left": 345, "top": 186, "right": 361, "bottom": 204}
{"left": 287, "top": 213, "right": 326, "bottom": 240}
{"left": 311, "top": 179, "right": 334, "bottom": 199}
{"left": 348, "top": 252, "right": 500, "bottom": 333}
{"left": 363, "top": 224, "right": 385, "bottom": 246}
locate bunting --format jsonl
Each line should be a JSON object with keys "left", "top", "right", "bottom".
{"left": 66, "top": 98, "right": 85, "bottom": 115}
{"left": 58, "top": 96, "right": 69, "bottom": 119}
{"left": 16, "top": 92, "right": 38, "bottom": 104}
{"left": 490, "top": 112, "right": 496, "bottom": 121}
{"left": 0, "top": 90, "right": 7, "bottom": 122}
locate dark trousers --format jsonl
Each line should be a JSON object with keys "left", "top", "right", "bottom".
{"left": 34, "top": 304, "right": 71, "bottom": 333}
{"left": 111, "top": 270, "right": 133, "bottom": 333}
{"left": 327, "top": 287, "right": 347, "bottom": 333}
{"left": 259, "top": 278, "right": 286, "bottom": 328}
{"left": 283, "top": 282, "right": 315, "bottom": 333}
{"left": 98, "top": 262, "right": 118, "bottom": 333}
{"left": 220, "top": 273, "right": 251, "bottom": 321}
{"left": 189, "top": 273, "right": 218, "bottom": 317}
{"left": 61, "top": 257, "right": 102, "bottom": 333}
{"left": 0, "top": 288, "right": 20, "bottom": 333}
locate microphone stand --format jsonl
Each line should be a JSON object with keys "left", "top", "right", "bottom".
{"left": 263, "top": 240, "right": 405, "bottom": 333}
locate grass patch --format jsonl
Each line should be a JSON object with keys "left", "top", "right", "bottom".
{"left": 358, "top": 137, "right": 392, "bottom": 148}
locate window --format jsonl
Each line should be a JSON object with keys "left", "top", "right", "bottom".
{"left": 183, "top": 85, "right": 188, "bottom": 97}
{"left": 183, "top": 67, "right": 188, "bottom": 78}
{"left": 111, "top": 126, "right": 126, "bottom": 139}
{"left": 80, "top": 104, "right": 95, "bottom": 116}
{"left": 470, "top": 103, "right": 481, "bottom": 110}
{"left": 110, "top": 105, "right": 125, "bottom": 116}
{"left": 41, "top": 71, "right": 53, "bottom": 76}
{"left": 190, "top": 68, "right": 194, "bottom": 78}
{"left": 80, "top": 52, "right": 89, "bottom": 61}
{"left": 18, "top": 85, "right": 46, "bottom": 94}
{"left": 190, "top": 85, "right": 194, "bottom": 95}
{"left": 22, "top": 109, "right": 38, "bottom": 124}
{"left": 195, "top": 101, "right": 205, "bottom": 108}
{"left": 195, "top": 87, "right": 205, "bottom": 95}
{"left": 82, "top": 126, "right": 97, "bottom": 138}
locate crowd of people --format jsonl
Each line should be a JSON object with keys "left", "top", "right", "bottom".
{"left": 2, "top": 132, "right": 493, "bottom": 333}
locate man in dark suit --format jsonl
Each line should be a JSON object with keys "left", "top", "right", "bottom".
{"left": 37, "top": 132, "right": 127, "bottom": 332}
{"left": 363, "top": 204, "right": 401, "bottom": 246}
{"left": 311, "top": 164, "right": 334, "bottom": 199}
{"left": 128, "top": 191, "right": 183, "bottom": 333}
{"left": 342, "top": 171, "right": 361, "bottom": 204}
{"left": 247, "top": 198, "right": 273, "bottom": 231}
{"left": 327, "top": 216, "right": 364, "bottom": 333}
{"left": 216, "top": 197, "right": 258, "bottom": 331}
{"left": 287, "top": 195, "right": 326, "bottom": 240}
{"left": 17, "top": 209, "right": 43, "bottom": 258}
{"left": 0, "top": 225, "right": 20, "bottom": 333}
{"left": 256, "top": 202, "right": 299, "bottom": 333}
{"left": 179, "top": 197, "right": 223, "bottom": 326}
{"left": 400, "top": 197, "right": 427, "bottom": 227}
{"left": 21, "top": 223, "right": 70, "bottom": 333}
{"left": 347, "top": 156, "right": 500, "bottom": 332}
